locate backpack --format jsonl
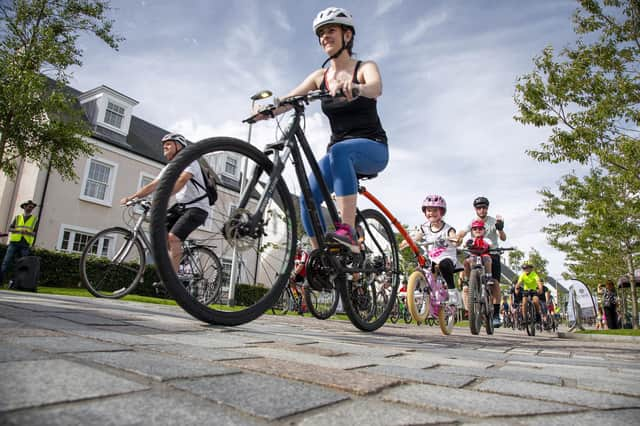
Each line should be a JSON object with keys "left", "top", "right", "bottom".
{"left": 185, "top": 158, "right": 219, "bottom": 206}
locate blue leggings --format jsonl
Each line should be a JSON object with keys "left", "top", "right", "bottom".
{"left": 300, "top": 138, "right": 388, "bottom": 236}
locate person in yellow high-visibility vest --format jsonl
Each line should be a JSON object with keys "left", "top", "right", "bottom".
{"left": 1, "top": 200, "right": 38, "bottom": 285}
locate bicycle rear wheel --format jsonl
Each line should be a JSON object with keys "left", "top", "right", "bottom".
{"left": 406, "top": 270, "right": 430, "bottom": 323}
{"left": 180, "top": 246, "right": 222, "bottom": 305}
{"left": 304, "top": 286, "right": 339, "bottom": 320}
{"left": 271, "top": 288, "right": 291, "bottom": 315}
{"left": 525, "top": 300, "right": 536, "bottom": 336}
{"left": 339, "top": 208, "right": 399, "bottom": 331}
{"left": 469, "top": 269, "right": 482, "bottom": 335}
{"left": 79, "top": 227, "right": 145, "bottom": 298}
{"left": 150, "top": 137, "right": 296, "bottom": 326}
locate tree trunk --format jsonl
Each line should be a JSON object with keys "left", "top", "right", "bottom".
{"left": 625, "top": 254, "right": 638, "bottom": 329}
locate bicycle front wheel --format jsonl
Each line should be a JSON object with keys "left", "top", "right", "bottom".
{"left": 150, "top": 137, "right": 296, "bottom": 326}
{"left": 304, "top": 286, "right": 339, "bottom": 320}
{"left": 469, "top": 269, "right": 482, "bottom": 335}
{"left": 439, "top": 303, "right": 456, "bottom": 336}
{"left": 79, "top": 227, "right": 145, "bottom": 299}
{"left": 339, "top": 209, "right": 399, "bottom": 331}
{"left": 271, "top": 288, "right": 291, "bottom": 315}
{"left": 180, "top": 246, "right": 223, "bottom": 305}
{"left": 406, "top": 270, "right": 430, "bottom": 323}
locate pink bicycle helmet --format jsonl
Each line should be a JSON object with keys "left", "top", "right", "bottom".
{"left": 421, "top": 194, "right": 447, "bottom": 214}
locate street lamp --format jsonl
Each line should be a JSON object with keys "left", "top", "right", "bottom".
{"left": 227, "top": 89, "right": 272, "bottom": 306}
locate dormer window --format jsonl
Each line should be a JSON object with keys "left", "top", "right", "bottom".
{"left": 105, "top": 101, "right": 125, "bottom": 129}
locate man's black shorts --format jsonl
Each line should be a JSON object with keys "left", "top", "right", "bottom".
{"left": 167, "top": 206, "right": 208, "bottom": 241}
{"left": 490, "top": 253, "right": 501, "bottom": 281}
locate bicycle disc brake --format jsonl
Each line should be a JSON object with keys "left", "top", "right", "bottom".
{"left": 223, "top": 208, "right": 260, "bottom": 252}
{"left": 306, "top": 249, "right": 336, "bottom": 292}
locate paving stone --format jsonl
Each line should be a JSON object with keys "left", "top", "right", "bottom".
{"left": 0, "top": 359, "right": 148, "bottom": 411}
{"left": 223, "top": 357, "right": 401, "bottom": 395}
{"left": 145, "top": 331, "right": 273, "bottom": 348}
{"left": 256, "top": 341, "right": 349, "bottom": 357}
{"left": 171, "top": 372, "right": 348, "bottom": 420}
{"left": 68, "top": 328, "right": 172, "bottom": 345}
{"left": 434, "top": 365, "right": 562, "bottom": 385}
{"left": 19, "top": 315, "right": 94, "bottom": 332}
{"left": 0, "top": 389, "right": 265, "bottom": 426}
{"left": 298, "top": 399, "right": 456, "bottom": 426}
{"left": 305, "top": 341, "right": 408, "bottom": 358}
{"left": 71, "top": 350, "right": 240, "bottom": 381}
{"left": 475, "top": 378, "right": 640, "bottom": 409}
{"left": 0, "top": 326, "right": 66, "bottom": 338}
{"left": 6, "top": 336, "right": 129, "bottom": 353}
{"left": 364, "top": 365, "right": 476, "bottom": 388}
{"left": 0, "top": 342, "right": 49, "bottom": 362}
{"left": 501, "top": 362, "right": 612, "bottom": 381}
{"left": 142, "top": 343, "right": 260, "bottom": 362}
{"left": 233, "top": 346, "right": 377, "bottom": 370}
{"left": 383, "top": 383, "right": 583, "bottom": 417}
{"left": 125, "top": 319, "right": 203, "bottom": 332}
{"left": 49, "top": 312, "right": 128, "bottom": 326}
{"left": 576, "top": 376, "right": 640, "bottom": 397}
{"left": 506, "top": 408, "right": 640, "bottom": 426}
{"left": 539, "top": 350, "right": 572, "bottom": 358}
{"left": 399, "top": 352, "right": 495, "bottom": 369}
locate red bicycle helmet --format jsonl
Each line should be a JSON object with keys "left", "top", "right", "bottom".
{"left": 471, "top": 219, "right": 485, "bottom": 229}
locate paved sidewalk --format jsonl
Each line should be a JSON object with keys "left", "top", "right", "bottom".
{"left": 1, "top": 290, "right": 639, "bottom": 425}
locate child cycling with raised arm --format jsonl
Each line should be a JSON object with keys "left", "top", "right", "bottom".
{"left": 460, "top": 220, "right": 493, "bottom": 311}
{"left": 400, "top": 195, "right": 458, "bottom": 290}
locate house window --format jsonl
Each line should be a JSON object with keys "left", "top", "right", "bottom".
{"left": 225, "top": 156, "right": 237, "bottom": 176}
{"left": 60, "top": 228, "right": 94, "bottom": 254}
{"left": 104, "top": 101, "right": 125, "bottom": 129}
{"left": 134, "top": 173, "right": 155, "bottom": 214}
{"left": 84, "top": 160, "right": 111, "bottom": 200}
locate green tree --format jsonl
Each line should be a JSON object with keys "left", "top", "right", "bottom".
{"left": 507, "top": 248, "right": 525, "bottom": 270}
{"left": 514, "top": 0, "right": 640, "bottom": 328}
{"left": 0, "top": 0, "right": 123, "bottom": 180}
{"left": 526, "top": 248, "right": 549, "bottom": 282}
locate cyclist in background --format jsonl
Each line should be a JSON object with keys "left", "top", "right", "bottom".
{"left": 516, "top": 262, "right": 544, "bottom": 326}
{"left": 500, "top": 295, "right": 510, "bottom": 324}
{"left": 290, "top": 244, "right": 309, "bottom": 315}
{"left": 120, "top": 133, "right": 209, "bottom": 272}
{"left": 400, "top": 195, "right": 458, "bottom": 291}
{"left": 254, "top": 7, "right": 388, "bottom": 254}
{"left": 457, "top": 196, "right": 506, "bottom": 327}
{"left": 536, "top": 281, "right": 551, "bottom": 325}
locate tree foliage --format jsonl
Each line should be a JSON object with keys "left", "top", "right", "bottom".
{"left": 0, "top": 0, "right": 123, "bottom": 180}
{"left": 514, "top": 0, "right": 639, "bottom": 184}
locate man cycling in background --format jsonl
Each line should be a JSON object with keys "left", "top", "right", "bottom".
{"left": 290, "top": 244, "right": 309, "bottom": 315}
{"left": 516, "top": 262, "right": 544, "bottom": 327}
{"left": 457, "top": 196, "right": 506, "bottom": 327}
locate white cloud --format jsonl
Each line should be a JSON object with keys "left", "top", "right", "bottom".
{"left": 400, "top": 12, "right": 448, "bottom": 46}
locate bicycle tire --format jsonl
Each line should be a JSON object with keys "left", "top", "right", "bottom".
{"left": 79, "top": 227, "right": 145, "bottom": 299}
{"left": 304, "top": 286, "right": 339, "bottom": 320}
{"left": 406, "top": 270, "right": 430, "bottom": 323}
{"left": 339, "top": 209, "right": 399, "bottom": 331}
{"left": 181, "top": 246, "right": 223, "bottom": 305}
{"left": 439, "top": 304, "right": 456, "bottom": 336}
{"left": 150, "top": 137, "right": 296, "bottom": 326}
{"left": 526, "top": 300, "right": 536, "bottom": 336}
{"left": 271, "top": 288, "right": 291, "bottom": 315}
{"left": 484, "top": 283, "right": 495, "bottom": 335}
{"left": 469, "top": 269, "right": 482, "bottom": 335}
{"left": 389, "top": 301, "right": 400, "bottom": 323}
{"left": 403, "top": 305, "right": 412, "bottom": 324}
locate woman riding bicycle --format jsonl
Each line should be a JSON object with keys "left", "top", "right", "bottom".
{"left": 255, "top": 6, "right": 388, "bottom": 253}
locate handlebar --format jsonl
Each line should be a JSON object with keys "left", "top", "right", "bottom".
{"left": 124, "top": 198, "right": 151, "bottom": 211}
{"left": 242, "top": 88, "right": 359, "bottom": 124}
{"left": 460, "top": 246, "right": 515, "bottom": 256}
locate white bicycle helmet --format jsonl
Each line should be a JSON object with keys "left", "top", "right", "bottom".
{"left": 161, "top": 133, "right": 188, "bottom": 147}
{"left": 313, "top": 7, "right": 355, "bottom": 35}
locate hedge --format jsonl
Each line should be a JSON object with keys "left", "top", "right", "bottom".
{"left": 1, "top": 244, "right": 272, "bottom": 306}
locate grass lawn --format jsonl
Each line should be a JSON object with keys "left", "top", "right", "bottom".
{"left": 577, "top": 328, "right": 640, "bottom": 337}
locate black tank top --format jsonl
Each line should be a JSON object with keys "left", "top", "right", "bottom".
{"left": 320, "top": 61, "right": 387, "bottom": 147}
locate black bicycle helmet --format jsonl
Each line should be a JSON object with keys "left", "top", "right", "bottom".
{"left": 473, "top": 196, "right": 489, "bottom": 208}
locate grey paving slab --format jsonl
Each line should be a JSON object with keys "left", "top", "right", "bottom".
{"left": 6, "top": 336, "right": 129, "bottom": 353}
{"left": 364, "top": 364, "right": 476, "bottom": 388}
{"left": 68, "top": 328, "right": 173, "bottom": 345}
{"left": 233, "top": 346, "right": 378, "bottom": 370}
{"left": 0, "top": 359, "right": 148, "bottom": 412}
{"left": 255, "top": 341, "right": 349, "bottom": 357}
{"left": 383, "top": 383, "right": 583, "bottom": 417}
{"left": 434, "top": 365, "right": 563, "bottom": 385}
{"left": 398, "top": 352, "right": 496, "bottom": 369}
{"left": 298, "top": 399, "right": 456, "bottom": 426}
{"left": 171, "top": 372, "right": 349, "bottom": 420}
{"left": 49, "top": 312, "right": 129, "bottom": 326}
{"left": 124, "top": 319, "right": 204, "bottom": 332}
{"left": 145, "top": 331, "right": 274, "bottom": 348}
{"left": 475, "top": 378, "right": 640, "bottom": 409}
{"left": 576, "top": 376, "right": 640, "bottom": 397}
{"left": 142, "top": 343, "right": 260, "bottom": 362}
{"left": 0, "top": 325, "right": 66, "bottom": 338}
{"left": 223, "top": 357, "right": 401, "bottom": 395}
{"left": 71, "top": 349, "right": 240, "bottom": 381}
{"left": 508, "top": 408, "right": 640, "bottom": 426}
{"left": 501, "top": 362, "right": 612, "bottom": 381}
{"left": 0, "top": 389, "right": 266, "bottom": 426}
{"left": 0, "top": 342, "right": 49, "bottom": 362}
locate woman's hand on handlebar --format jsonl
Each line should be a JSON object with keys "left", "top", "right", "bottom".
{"left": 329, "top": 79, "right": 360, "bottom": 101}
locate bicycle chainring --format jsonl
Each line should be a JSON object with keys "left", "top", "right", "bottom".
{"left": 306, "top": 249, "right": 336, "bottom": 292}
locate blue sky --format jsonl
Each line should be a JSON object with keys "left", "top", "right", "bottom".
{"left": 70, "top": 0, "right": 582, "bottom": 279}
